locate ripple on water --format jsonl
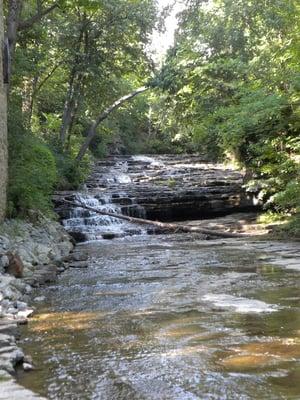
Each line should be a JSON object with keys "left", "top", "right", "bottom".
{"left": 17, "top": 235, "right": 300, "bottom": 400}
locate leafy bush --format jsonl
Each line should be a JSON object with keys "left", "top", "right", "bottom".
{"left": 8, "top": 134, "right": 58, "bottom": 217}
{"left": 55, "top": 152, "right": 90, "bottom": 190}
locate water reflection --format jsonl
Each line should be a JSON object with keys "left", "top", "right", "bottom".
{"left": 17, "top": 235, "right": 300, "bottom": 399}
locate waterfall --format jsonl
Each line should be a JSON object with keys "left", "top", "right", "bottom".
{"left": 55, "top": 155, "right": 257, "bottom": 242}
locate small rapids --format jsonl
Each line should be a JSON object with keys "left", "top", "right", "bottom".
{"left": 55, "top": 155, "right": 257, "bottom": 241}
{"left": 17, "top": 156, "right": 300, "bottom": 400}
{"left": 62, "top": 193, "right": 147, "bottom": 241}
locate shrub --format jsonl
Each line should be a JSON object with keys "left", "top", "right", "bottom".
{"left": 8, "top": 134, "right": 58, "bottom": 217}
{"left": 54, "top": 152, "right": 90, "bottom": 190}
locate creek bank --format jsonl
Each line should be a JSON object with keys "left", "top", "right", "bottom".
{"left": 0, "top": 216, "right": 74, "bottom": 399}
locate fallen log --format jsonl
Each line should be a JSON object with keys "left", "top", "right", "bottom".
{"left": 62, "top": 199, "right": 247, "bottom": 239}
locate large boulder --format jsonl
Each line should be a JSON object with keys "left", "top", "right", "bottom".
{"left": 5, "top": 253, "right": 24, "bottom": 278}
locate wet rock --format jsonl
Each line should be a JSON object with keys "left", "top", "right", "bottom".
{"left": 23, "top": 362, "right": 34, "bottom": 371}
{"left": 69, "top": 231, "right": 89, "bottom": 243}
{"left": 102, "top": 232, "right": 117, "bottom": 240}
{"left": 6, "top": 307, "right": 18, "bottom": 315}
{"left": 65, "top": 253, "right": 88, "bottom": 262}
{"left": 0, "top": 382, "right": 47, "bottom": 399}
{"left": 57, "top": 266, "right": 66, "bottom": 274}
{"left": 2, "top": 286, "right": 20, "bottom": 301}
{"left": 17, "top": 308, "right": 34, "bottom": 319}
{"left": 0, "top": 359, "right": 14, "bottom": 374}
{"left": 67, "top": 261, "right": 89, "bottom": 268}
{"left": 1, "top": 347, "right": 24, "bottom": 365}
{"left": 23, "top": 355, "right": 33, "bottom": 365}
{"left": 0, "top": 236, "right": 10, "bottom": 250}
{"left": 54, "top": 155, "right": 259, "bottom": 242}
{"left": 0, "top": 334, "right": 14, "bottom": 346}
{"left": 14, "top": 301, "right": 27, "bottom": 311}
{"left": 33, "top": 296, "right": 45, "bottom": 303}
{"left": 33, "top": 264, "right": 57, "bottom": 284}
{"left": 0, "top": 322, "right": 18, "bottom": 337}
{"left": 0, "top": 255, "right": 9, "bottom": 271}
{"left": 0, "top": 345, "right": 19, "bottom": 355}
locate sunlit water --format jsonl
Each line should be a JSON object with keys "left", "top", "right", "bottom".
{"left": 18, "top": 234, "right": 300, "bottom": 400}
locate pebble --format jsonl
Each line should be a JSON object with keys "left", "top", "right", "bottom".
{"left": 34, "top": 296, "right": 46, "bottom": 302}
{"left": 15, "top": 301, "right": 28, "bottom": 311}
{"left": 17, "top": 309, "right": 34, "bottom": 319}
{"left": 23, "top": 362, "right": 34, "bottom": 371}
{"left": 23, "top": 354, "right": 33, "bottom": 364}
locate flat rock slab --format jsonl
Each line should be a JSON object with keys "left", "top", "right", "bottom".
{"left": 0, "top": 380, "right": 46, "bottom": 400}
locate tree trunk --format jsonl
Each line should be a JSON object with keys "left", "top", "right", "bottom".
{"left": 6, "top": 0, "right": 23, "bottom": 82}
{"left": 0, "top": 0, "right": 8, "bottom": 220}
{"left": 60, "top": 24, "right": 86, "bottom": 148}
{"left": 63, "top": 200, "right": 246, "bottom": 239}
{"left": 60, "top": 72, "right": 84, "bottom": 147}
{"left": 76, "top": 86, "right": 149, "bottom": 162}
{"left": 60, "top": 70, "right": 77, "bottom": 146}
{"left": 5, "top": 0, "right": 58, "bottom": 84}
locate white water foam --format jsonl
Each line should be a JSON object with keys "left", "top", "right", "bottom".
{"left": 203, "top": 294, "right": 278, "bottom": 313}
{"left": 63, "top": 192, "right": 146, "bottom": 240}
{"left": 131, "top": 155, "right": 165, "bottom": 168}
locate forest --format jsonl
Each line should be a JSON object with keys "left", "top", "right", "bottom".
{"left": 1, "top": 0, "right": 300, "bottom": 235}
{"left": 1, "top": 2, "right": 300, "bottom": 399}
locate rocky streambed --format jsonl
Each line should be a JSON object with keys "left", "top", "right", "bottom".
{"left": 0, "top": 217, "right": 73, "bottom": 399}
{"left": 16, "top": 234, "right": 300, "bottom": 400}
{"left": 1, "top": 155, "right": 300, "bottom": 400}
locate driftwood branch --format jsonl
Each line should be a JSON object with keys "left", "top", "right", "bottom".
{"left": 63, "top": 199, "right": 247, "bottom": 239}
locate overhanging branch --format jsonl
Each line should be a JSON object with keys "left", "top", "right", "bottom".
{"left": 18, "top": 3, "right": 59, "bottom": 31}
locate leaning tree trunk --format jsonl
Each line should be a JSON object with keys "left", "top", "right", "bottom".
{"left": 63, "top": 200, "right": 247, "bottom": 239}
{"left": 76, "top": 86, "right": 149, "bottom": 162}
{"left": 0, "top": 0, "right": 8, "bottom": 221}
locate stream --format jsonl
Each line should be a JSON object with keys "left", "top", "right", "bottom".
{"left": 17, "top": 156, "right": 300, "bottom": 399}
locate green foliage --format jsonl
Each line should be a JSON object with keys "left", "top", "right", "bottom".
{"left": 5, "top": 0, "right": 159, "bottom": 217}
{"left": 257, "top": 211, "right": 287, "bottom": 225}
{"left": 274, "top": 179, "right": 300, "bottom": 212}
{"left": 280, "top": 214, "right": 300, "bottom": 238}
{"left": 8, "top": 132, "right": 57, "bottom": 217}
{"left": 55, "top": 152, "right": 90, "bottom": 190}
{"left": 152, "top": 0, "right": 300, "bottom": 233}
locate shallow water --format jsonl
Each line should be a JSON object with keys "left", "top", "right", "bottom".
{"left": 18, "top": 235, "right": 300, "bottom": 400}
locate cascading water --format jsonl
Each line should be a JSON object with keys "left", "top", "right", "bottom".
{"left": 55, "top": 155, "right": 257, "bottom": 242}
{"left": 18, "top": 155, "right": 300, "bottom": 400}
{"left": 62, "top": 194, "right": 125, "bottom": 240}
{"left": 59, "top": 159, "right": 149, "bottom": 241}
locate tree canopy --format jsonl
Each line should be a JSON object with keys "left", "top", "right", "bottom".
{"left": 152, "top": 0, "right": 300, "bottom": 233}
{"left": 3, "top": 0, "right": 300, "bottom": 234}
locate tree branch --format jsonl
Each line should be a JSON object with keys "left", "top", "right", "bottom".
{"left": 63, "top": 199, "right": 247, "bottom": 239}
{"left": 18, "top": 3, "right": 58, "bottom": 31}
